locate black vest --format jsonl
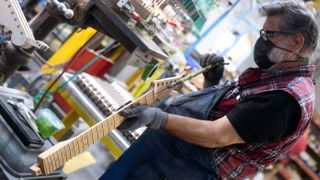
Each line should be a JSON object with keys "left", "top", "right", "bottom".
{"left": 165, "top": 84, "right": 235, "bottom": 120}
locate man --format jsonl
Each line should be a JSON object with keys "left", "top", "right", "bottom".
{"left": 100, "top": 1, "right": 319, "bottom": 179}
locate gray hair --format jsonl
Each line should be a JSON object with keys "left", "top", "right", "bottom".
{"left": 260, "top": 0, "right": 319, "bottom": 54}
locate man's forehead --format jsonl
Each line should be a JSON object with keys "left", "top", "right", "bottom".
{"left": 263, "top": 16, "right": 281, "bottom": 30}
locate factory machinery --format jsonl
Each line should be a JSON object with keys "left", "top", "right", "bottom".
{"left": 76, "top": 73, "right": 134, "bottom": 117}
{"left": 54, "top": 73, "right": 136, "bottom": 151}
{"left": 75, "top": 74, "right": 144, "bottom": 143}
{"left": 29, "top": 62, "right": 217, "bottom": 176}
{"left": 31, "top": 75, "right": 181, "bottom": 176}
{"left": 0, "top": 0, "right": 204, "bottom": 179}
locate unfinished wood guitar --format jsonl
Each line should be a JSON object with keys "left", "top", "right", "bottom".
{"left": 30, "top": 76, "right": 181, "bottom": 176}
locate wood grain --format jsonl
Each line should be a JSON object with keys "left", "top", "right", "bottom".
{"left": 30, "top": 76, "right": 181, "bottom": 175}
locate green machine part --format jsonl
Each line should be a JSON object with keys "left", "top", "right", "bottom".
{"left": 35, "top": 109, "right": 65, "bottom": 139}
{"left": 141, "top": 59, "right": 160, "bottom": 81}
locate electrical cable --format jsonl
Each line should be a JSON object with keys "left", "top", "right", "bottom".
{"left": 51, "top": 42, "right": 119, "bottom": 94}
{"left": 33, "top": 51, "right": 81, "bottom": 112}
{"left": 34, "top": 41, "right": 119, "bottom": 106}
{"left": 33, "top": 32, "right": 109, "bottom": 111}
{"left": 33, "top": 41, "right": 119, "bottom": 112}
{"left": 33, "top": 33, "right": 99, "bottom": 112}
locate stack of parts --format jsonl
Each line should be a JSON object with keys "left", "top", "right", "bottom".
{"left": 76, "top": 73, "right": 133, "bottom": 116}
{"left": 75, "top": 73, "right": 143, "bottom": 143}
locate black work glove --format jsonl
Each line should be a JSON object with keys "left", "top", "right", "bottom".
{"left": 199, "top": 54, "right": 225, "bottom": 86}
{"left": 118, "top": 105, "right": 168, "bottom": 131}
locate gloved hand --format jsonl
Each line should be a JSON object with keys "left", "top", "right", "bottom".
{"left": 200, "top": 54, "right": 225, "bottom": 86}
{"left": 118, "top": 105, "right": 168, "bottom": 131}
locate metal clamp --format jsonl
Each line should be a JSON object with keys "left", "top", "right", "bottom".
{"left": 7, "top": 99, "right": 39, "bottom": 132}
{"left": 0, "top": 0, "right": 49, "bottom": 49}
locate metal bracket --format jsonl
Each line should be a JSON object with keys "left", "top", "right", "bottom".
{"left": 0, "top": 0, "right": 49, "bottom": 50}
{"left": 127, "top": 48, "right": 153, "bottom": 68}
{"left": 90, "top": 0, "right": 167, "bottom": 60}
{"left": 116, "top": 0, "right": 129, "bottom": 9}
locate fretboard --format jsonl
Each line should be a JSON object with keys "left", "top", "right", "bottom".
{"left": 30, "top": 90, "right": 154, "bottom": 175}
{"left": 30, "top": 76, "right": 181, "bottom": 176}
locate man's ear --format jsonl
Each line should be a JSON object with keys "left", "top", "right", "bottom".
{"left": 289, "top": 33, "right": 305, "bottom": 53}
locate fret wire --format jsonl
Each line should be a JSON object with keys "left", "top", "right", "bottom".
{"left": 73, "top": 139, "right": 80, "bottom": 155}
{"left": 102, "top": 120, "right": 109, "bottom": 136}
{"left": 69, "top": 143, "right": 75, "bottom": 159}
{"left": 99, "top": 120, "right": 108, "bottom": 136}
{"left": 55, "top": 151, "right": 60, "bottom": 169}
{"left": 87, "top": 129, "right": 94, "bottom": 145}
{"left": 60, "top": 146, "right": 67, "bottom": 164}
{"left": 62, "top": 146, "right": 68, "bottom": 164}
{"left": 77, "top": 137, "right": 84, "bottom": 153}
{"left": 111, "top": 115, "right": 116, "bottom": 128}
{"left": 49, "top": 155, "right": 55, "bottom": 174}
{"left": 48, "top": 156, "right": 54, "bottom": 175}
{"left": 83, "top": 134, "right": 88, "bottom": 149}
{"left": 57, "top": 149, "right": 63, "bottom": 168}
{"left": 108, "top": 117, "right": 114, "bottom": 131}
{"left": 92, "top": 126, "right": 98, "bottom": 143}
{"left": 92, "top": 127, "right": 98, "bottom": 143}
{"left": 97, "top": 123, "right": 104, "bottom": 139}
{"left": 44, "top": 158, "right": 49, "bottom": 175}
{"left": 51, "top": 151, "right": 58, "bottom": 170}
{"left": 67, "top": 144, "right": 73, "bottom": 161}
{"left": 112, "top": 116, "right": 116, "bottom": 129}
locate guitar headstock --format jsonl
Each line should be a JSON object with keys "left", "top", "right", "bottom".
{"left": 152, "top": 76, "right": 181, "bottom": 100}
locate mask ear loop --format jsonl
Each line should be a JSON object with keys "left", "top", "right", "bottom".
{"left": 268, "top": 40, "right": 309, "bottom": 62}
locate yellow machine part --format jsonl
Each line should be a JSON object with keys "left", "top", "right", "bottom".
{"left": 126, "top": 68, "right": 144, "bottom": 90}
{"left": 108, "top": 45, "right": 126, "bottom": 62}
{"left": 41, "top": 28, "right": 97, "bottom": 74}
{"left": 63, "top": 151, "right": 96, "bottom": 174}
{"left": 131, "top": 65, "right": 165, "bottom": 98}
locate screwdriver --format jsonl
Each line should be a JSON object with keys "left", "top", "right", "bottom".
{"left": 167, "top": 62, "right": 229, "bottom": 89}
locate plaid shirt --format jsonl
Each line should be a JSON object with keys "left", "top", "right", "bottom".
{"left": 209, "top": 65, "right": 315, "bottom": 179}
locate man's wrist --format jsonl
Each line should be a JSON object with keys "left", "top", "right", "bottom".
{"left": 160, "top": 112, "right": 169, "bottom": 128}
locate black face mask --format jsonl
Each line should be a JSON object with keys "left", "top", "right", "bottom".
{"left": 253, "top": 37, "right": 275, "bottom": 69}
{"left": 254, "top": 37, "right": 309, "bottom": 69}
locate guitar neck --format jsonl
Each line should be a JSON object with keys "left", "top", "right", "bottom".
{"left": 30, "top": 90, "right": 155, "bottom": 176}
{"left": 30, "top": 75, "right": 182, "bottom": 176}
